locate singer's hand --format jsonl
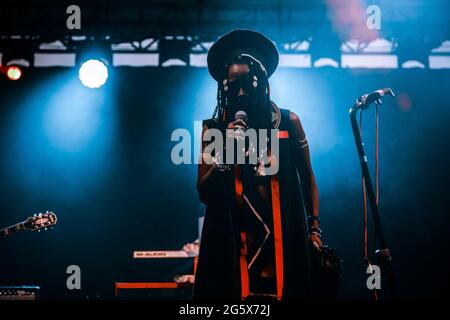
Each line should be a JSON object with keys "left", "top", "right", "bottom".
{"left": 309, "top": 233, "right": 323, "bottom": 252}
{"left": 227, "top": 119, "right": 247, "bottom": 130}
{"left": 202, "top": 152, "right": 229, "bottom": 172}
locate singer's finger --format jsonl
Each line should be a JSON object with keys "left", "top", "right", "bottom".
{"left": 313, "top": 241, "right": 320, "bottom": 250}
{"left": 228, "top": 120, "right": 246, "bottom": 129}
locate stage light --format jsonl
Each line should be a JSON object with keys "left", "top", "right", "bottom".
{"left": 78, "top": 59, "right": 109, "bottom": 88}
{"left": 72, "top": 39, "right": 112, "bottom": 87}
{"left": 6, "top": 65, "right": 22, "bottom": 81}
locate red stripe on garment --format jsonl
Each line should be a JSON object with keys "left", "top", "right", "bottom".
{"left": 271, "top": 173, "right": 284, "bottom": 300}
{"left": 239, "top": 231, "right": 250, "bottom": 299}
{"left": 234, "top": 166, "right": 249, "bottom": 299}
{"left": 278, "top": 130, "right": 289, "bottom": 139}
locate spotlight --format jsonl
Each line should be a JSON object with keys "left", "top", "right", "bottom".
{"left": 72, "top": 38, "right": 112, "bottom": 88}
{"left": 78, "top": 59, "right": 109, "bottom": 88}
{"left": 6, "top": 65, "right": 22, "bottom": 81}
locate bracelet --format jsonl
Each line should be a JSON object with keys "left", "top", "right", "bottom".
{"left": 310, "top": 231, "right": 322, "bottom": 238}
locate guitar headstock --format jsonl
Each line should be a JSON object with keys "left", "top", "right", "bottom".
{"left": 23, "top": 211, "right": 57, "bottom": 232}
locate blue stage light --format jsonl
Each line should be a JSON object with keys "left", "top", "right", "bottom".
{"left": 78, "top": 59, "right": 109, "bottom": 88}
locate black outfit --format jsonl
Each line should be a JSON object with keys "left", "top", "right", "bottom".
{"left": 193, "top": 106, "right": 314, "bottom": 300}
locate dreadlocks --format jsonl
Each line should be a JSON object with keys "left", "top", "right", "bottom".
{"left": 212, "top": 54, "right": 273, "bottom": 132}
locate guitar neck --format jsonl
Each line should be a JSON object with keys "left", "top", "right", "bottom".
{"left": 0, "top": 223, "right": 24, "bottom": 239}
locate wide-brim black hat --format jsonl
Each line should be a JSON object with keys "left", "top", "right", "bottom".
{"left": 207, "top": 29, "right": 279, "bottom": 82}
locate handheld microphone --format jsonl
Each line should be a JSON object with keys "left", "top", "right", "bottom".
{"left": 234, "top": 110, "right": 247, "bottom": 124}
{"left": 234, "top": 110, "right": 247, "bottom": 141}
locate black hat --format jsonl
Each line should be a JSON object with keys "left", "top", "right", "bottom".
{"left": 207, "top": 29, "right": 279, "bottom": 82}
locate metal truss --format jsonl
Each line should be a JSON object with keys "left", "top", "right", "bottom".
{"left": 0, "top": 0, "right": 448, "bottom": 65}
{"left": 1, "top": 0, "right": 448, "bottom": 43}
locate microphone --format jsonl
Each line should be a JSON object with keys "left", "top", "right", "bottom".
{"left": 233, "top": 110, "right": 257, "bottom": 170}
{"left": 357, "top": 88, "right": 395, "bottom": 109}
{"left": 234, "top": 110, "right": 247, "bottom": 142}
{"left": 225, "top": 110, "right": 252, "bottom": 168}
{"left": 234, "top": 110, "right": 247, "bottom": 124}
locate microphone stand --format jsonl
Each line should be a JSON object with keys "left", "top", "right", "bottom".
{"left": 349, "top": 88, "right": 396, "bottom": 299}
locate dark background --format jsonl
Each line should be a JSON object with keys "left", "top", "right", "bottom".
{"left": 0, "top": 66, "right": 449, "bottom": 299}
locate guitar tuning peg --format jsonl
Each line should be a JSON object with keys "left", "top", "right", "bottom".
{"left": 44, "top": 228, "right": 48, "bottom": 231}
{"left": 34, "top": 214, "right": 37, "bottom": 217}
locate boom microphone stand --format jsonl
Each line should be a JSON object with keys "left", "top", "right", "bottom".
{"left": 349, "top": 88, "right": 396, "bottom": 299}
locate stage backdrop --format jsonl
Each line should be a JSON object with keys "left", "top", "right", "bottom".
{"left": 0, "top": 66, "right": 449, "bottom": 299}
